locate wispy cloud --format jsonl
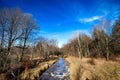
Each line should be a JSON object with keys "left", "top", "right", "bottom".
{"left": 78, "top": 16, "right": 103, "bottom": 23}
{"left": 24, "top": 13, "right": 33, "bottom": 16}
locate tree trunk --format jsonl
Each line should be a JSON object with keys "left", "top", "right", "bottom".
{"left": 77, "top": 37, "right": 82, "bottom": 59}
{"left": 1, "top": 26, "right": 5, "bottom": 47}
{"left": 20, "top": 39, "right": 27, "bottom": 62}
{"left": 106, "top": 38, "right": 109, "bottom": 61}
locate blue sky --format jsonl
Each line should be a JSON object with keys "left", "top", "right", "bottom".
{"left": 0, "top": 0, "right": 120, "bottom": 47}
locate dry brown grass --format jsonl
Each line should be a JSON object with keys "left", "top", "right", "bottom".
{"left": 66, "top": 56, "right": 120, "bottom": 80}
{"left": 0, "top": 73, "right": 7, "bottom": 80}
{"left": 20, "top": 60, "right": 56, "bottom": 80}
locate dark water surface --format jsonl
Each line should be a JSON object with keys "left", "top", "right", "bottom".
{"left": 40, "top": 57, "right": 70, "bottom": 80}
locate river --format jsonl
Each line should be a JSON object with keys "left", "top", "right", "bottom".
{"left": 40, "top": 57, "right": 70, "bottom": 80}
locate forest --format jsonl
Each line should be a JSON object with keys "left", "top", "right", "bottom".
{"left": 0, "top": 8, "right": 120, "bottom": 80}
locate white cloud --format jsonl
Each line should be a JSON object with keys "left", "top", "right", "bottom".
{"left": 24, "top": 13, "right": 33, "bottom": 16}
{"left": 78, "top": 16, "right": 103, "bottom": 23}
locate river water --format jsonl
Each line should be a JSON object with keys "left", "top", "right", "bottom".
{"left": 40, "top": 57, "right": 70, "bottom": 80}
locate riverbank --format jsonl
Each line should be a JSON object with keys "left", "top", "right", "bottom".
{"left": 66, "top": 56, "right": 120, "bottom": 80}
{"left": 0, "top": 57, "right": 57, "bottom": 80}
{"left": 20, "top": 60, "right": 56, "bottom": 80}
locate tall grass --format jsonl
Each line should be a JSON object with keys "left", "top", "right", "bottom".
{"left": 66, "top": 56, "right": 120, "bottom": 80}
{"left": 20, "top": 60, "right": 56, "bottom": 80}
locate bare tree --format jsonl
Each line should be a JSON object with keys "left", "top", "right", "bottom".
{"left": 0, "top": 8, "right": 24, "bottom": 70}
{"left": 20, "top": 14, "right": 38, "bottom": 61}
{"left": 0, "top": 8, "right": 8, "bottom": 48}
{"left": 101, "top": 19, "right": 111, "bottom": 60}
{"left": 0, "top": 8, "right": 39, "bottom": 70}
{"left": 73, "top": 32, "right": 82, "bottom": 58}
{"left": 91, "top": 19, "right": 111, "bottom": 60}
{"left": 6, "top": 8, "right": 23, "bottom": 56}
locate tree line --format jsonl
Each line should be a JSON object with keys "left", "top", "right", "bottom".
{"left": 0, "top": 8, "right": 59, "bottom": 71}
{"left": 33, "top": 36, "right": 60, "bottom": 59}
{"left": 61, "top": 18, "right": 120, "bottom": 60}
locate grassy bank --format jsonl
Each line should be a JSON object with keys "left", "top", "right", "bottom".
{"left": 0, "top": 56, "right": 57, "bottom": 80}
{"left": 20, "top": 60, "right": 56, "bottom": 80}
{"left": 66, "top": 56, "right": 120, "bottom": 80}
